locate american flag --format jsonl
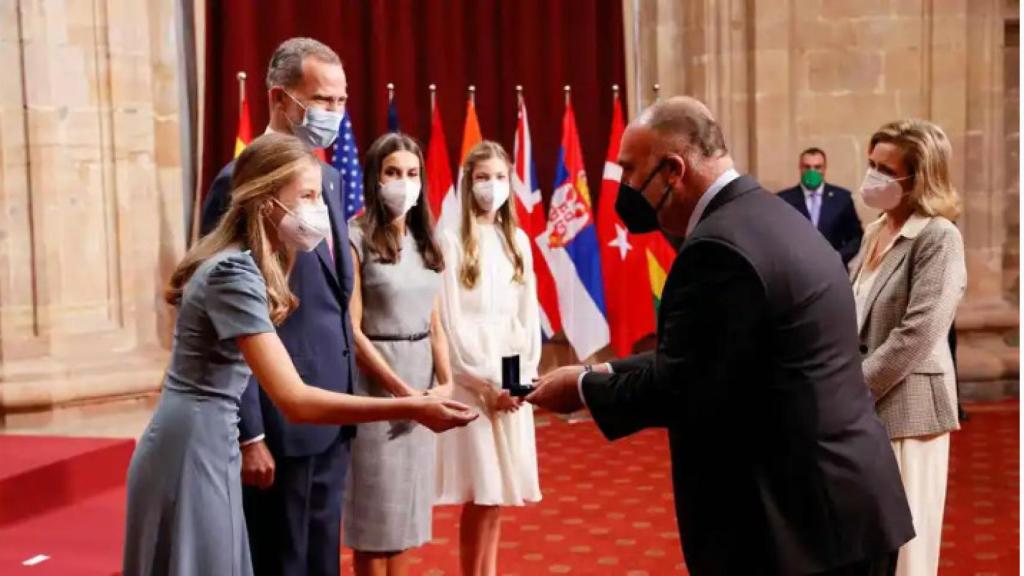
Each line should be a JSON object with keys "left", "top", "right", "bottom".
{"left": 331, "top": 112, "right": 364, "bottom": 221}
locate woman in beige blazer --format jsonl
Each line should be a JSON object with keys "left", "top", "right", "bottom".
{"left": 849, "top": 119, "right": 966, "bottom": 576}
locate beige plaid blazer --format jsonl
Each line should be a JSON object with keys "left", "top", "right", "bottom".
{"left": 849, "top": 214, "right": 966, "bottom": 440}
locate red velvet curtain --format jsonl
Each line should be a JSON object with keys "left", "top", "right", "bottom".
{"left": 202, "top": 0, "right": 626, "bottom": 213}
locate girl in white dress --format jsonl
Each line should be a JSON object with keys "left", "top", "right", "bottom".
{"left": 435, "top": 141, "right": 542, "bottom": 576}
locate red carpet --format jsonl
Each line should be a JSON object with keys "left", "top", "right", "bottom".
{"left": 0, "top": 402, "right": 1017, "bottom": 575}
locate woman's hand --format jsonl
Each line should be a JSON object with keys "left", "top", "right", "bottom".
{"left": 427, "top": 382, "right": 454, "bottom": 399}
{"left": 483, "top": 386, "right": 521, "bottom": 414}
{"left": 411, "top": 396, "right": 478, "bottom": 432}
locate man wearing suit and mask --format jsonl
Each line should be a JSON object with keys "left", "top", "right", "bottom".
{"left": 200, "top": 37, "right": 355, "bottom": 576}
{"left": 778, "top": 147, "right": 863, "bottom": 264}
{"left": 528, "top": 97, "right": 914, "bottom": 576}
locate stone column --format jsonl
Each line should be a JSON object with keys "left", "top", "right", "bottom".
{"left": 0, "top": 0, "right": 184, "bottom": 412}
{"left": 623, "top": 0, "right": 1018, "bottom": 394}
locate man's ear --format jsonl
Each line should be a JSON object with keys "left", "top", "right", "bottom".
{"left": 663, "top": 153, "right": 686, "bottom": 185}
{"left": 268, "top": 86, "right": 286, "bottom": 110}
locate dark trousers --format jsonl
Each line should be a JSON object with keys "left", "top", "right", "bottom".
{"left": 243, "top": 436, "right": 350, "bottom": 576}
{"left": 815, "top": 551, "right": 898, "bottom": 576}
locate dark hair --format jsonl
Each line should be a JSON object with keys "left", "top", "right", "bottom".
{"left": 357, "top": 132, "right": 444, "bottom": 272}
{"left": 266, "top": 37, "right": 342, "bottom": 90}
{"left": 799, "top": 147, "right": 827, "bottom": 163}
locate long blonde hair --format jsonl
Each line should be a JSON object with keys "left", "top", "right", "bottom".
{"left": 869, "top": 119, "right": 961, "bottom": 220}
{"left": 458, "top": 141, "right": 525, "bottom": 289}
{"left": 166, "top": 133, "right": 319, "bottom": 324}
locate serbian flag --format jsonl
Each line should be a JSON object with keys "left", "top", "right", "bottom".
{"left": 596, "top": 91, "right": 657, "bottom": 356}
{"left": 426, "top": 99, "right": 454, "bottom": 224}
{"left": 512, "top": 94, "right": 560, "bottom": 337}
{"left": 233, "top": 97, "right": 253, "bottom": 158}
{"left": 536, "top": 97, "right": 609, "bottom": 360}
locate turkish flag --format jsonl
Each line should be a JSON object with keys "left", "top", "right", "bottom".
{"left": 596, "top": 92, "right": 657, "bottom": 356}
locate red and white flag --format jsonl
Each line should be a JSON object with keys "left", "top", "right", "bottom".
{"left": 426, "top": 98, "right": 454, "bottom": 225}
{"left": 512, "top": 94, "right": 560, "bottom": 337}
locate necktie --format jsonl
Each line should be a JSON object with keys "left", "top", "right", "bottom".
{"left": 810, "top": 190, "right": 822, "bottom": 228}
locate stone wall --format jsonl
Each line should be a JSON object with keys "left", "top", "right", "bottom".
{"left": 625, "top": 0, "right": 1019, "bottom": 393}
{"left": 0, "top": 0, "right": 184, "bottom": 412}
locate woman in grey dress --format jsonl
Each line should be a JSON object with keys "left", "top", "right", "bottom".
{"left": 344, "top": 132, "right": 453, "bottom": 576}
{"left": 122, "top": 133, "right": 475, "bottom": 576}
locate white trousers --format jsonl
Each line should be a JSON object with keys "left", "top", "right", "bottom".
{"left": 890, "top": 433, "right": 951, "bottom": 576}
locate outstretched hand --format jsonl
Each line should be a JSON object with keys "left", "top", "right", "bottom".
{"left": 413, "top": 396, "right": 478, "bottom": 432}
{"left": 525, "top": 365, "right": 586, "bottom": 414}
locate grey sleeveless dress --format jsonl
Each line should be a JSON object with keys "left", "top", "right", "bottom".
{"left": 343, "top": 222, "right": 442, "bottom": 551}
{"left": 122, "top": 249, "right": 275, "bottom": 576}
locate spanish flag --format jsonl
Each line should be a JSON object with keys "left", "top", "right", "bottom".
{"left": 233, "top": 98, "right": 253, "bottom": 158}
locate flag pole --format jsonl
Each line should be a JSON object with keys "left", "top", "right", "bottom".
{"left": 516, "top": 84, "right": 523, "bottom": 108}
{"left": 564, "top": 84, "right": 571, "bottom": 108}
{"left": 387, "top": 82, "right": 395, "bottom": 104}
{"left": 653, "top": 83, "right": 661, "bottom": 102}
{"left": 237, "top": 71, "right": 246, "bottom": 108}
{"left": 429, "top": 83, "right": 437, "bottom": 111}
{"left": 468, "top": 84, "right": 476, "bottom": 105}
{"left": 612, "top": 83, "right": 620, "bottom": 104}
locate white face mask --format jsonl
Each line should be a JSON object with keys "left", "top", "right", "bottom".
{"left": 380, "top": 179, "right": 421, "bottom": 218}
{"left": 472, "top": 179, "right": 510, "bottom": 215}
{"left": 274, "top": 199, "right": 331, "bottom": 252}
{"left": 859, "top": 167, "right": 910, "bottom": 211}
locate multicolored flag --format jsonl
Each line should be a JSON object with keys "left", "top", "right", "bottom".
{"left": 596, "top": 90, "right": 657, "bottom": 356}
{"left": 439, "top": 91, "right": 482, "bottom": 229}
{"left": 512, "top": 92, "right": 560, "bottom": 337}
{"left": 426, "top": 97, "right": 454, "bottom": 224}
{"left": 233, "top": 96, "right": 252, "bottom": 158}
{"left": 331, "top": 112, "right": 364, "bottom": 221}
{"left": 536, "top": 96, "right": 609, "bottom": 360}
{"left": 642, "top": 233, "right": 677, "bottom": 311}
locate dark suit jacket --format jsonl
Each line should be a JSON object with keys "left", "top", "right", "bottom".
{"left": 201, "top": 160, "right": 355, "bottom": 458}
{"left": 778, "top": 183, "right": 863, "bottom": 264}
{"left": 582, "top": 175, "right": 914, "bottom": 575}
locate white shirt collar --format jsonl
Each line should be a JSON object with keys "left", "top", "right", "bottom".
{"left": 685, "top": 168, "right": 741, "bottom": 236}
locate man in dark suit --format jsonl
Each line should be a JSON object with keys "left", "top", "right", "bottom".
{"left": 200, "top": 37, "right": 354, "bottom": 576}
{"left": 778, "top": 147, "right": 863, "bottom": 264}
{"left": 528, "top": 97, "right": 914, "bottom": 575}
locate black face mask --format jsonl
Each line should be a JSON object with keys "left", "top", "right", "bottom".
{"left": 616, "top": 158, "right": 673, "bottom": 233}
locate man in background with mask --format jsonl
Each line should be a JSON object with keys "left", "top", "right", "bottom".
{"left": 200, "top": 37, "right": 354, "bottom": 576}
{"left": 528, "top": 96, "right": 913, "bottom": 575}
{"left": 778, "top": 147, "right": 863, "bottom": 265}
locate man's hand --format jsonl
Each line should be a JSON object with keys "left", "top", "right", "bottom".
{"left": 241, "top": 440, "right": 275, "bottom": 489}
{"left": 526, "top": 365, "right": 586, "bottom": 414}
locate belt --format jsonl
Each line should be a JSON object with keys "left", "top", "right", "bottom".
{"left": 366, "top": 331, "right": 430, "bottom": 342}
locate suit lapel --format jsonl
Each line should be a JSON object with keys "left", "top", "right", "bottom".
{"left": 816, "top": 186, "right": 838, "bottom": 232}
{"left": 858, "top": 238, "right": 912, "bottom": 335}
{"left": 788, "top": 189, "right": 811, "bottom": 220}
{"left": 316, "top": 162, "right": 341, "bottom": 289}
